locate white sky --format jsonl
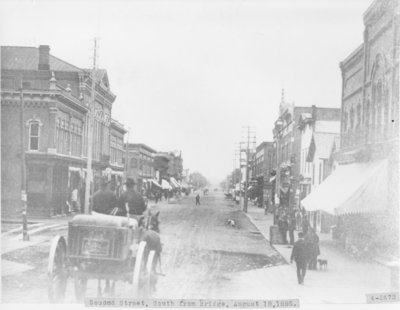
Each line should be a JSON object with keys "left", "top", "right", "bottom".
{"left": 0, "top": 0, "right": 370, "bottom": 184}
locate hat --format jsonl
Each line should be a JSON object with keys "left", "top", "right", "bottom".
{"left": 125, "top": 178, "right": 135, "bottom": 187}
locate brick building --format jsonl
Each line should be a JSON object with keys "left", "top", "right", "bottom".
{"left": 298, "top": 106, "right": 341, "bottom": 197}
{"left": 302, "top": 0, "right": 399, "bottom": 254}
{"left": 126, "top": 143, "right": 157, "bottom": 190}
{"left": 253, "top": 141, "right": 274, "bottom": 205}
{"left": 298, "top": 106, "right": 341, "bottom": 233}
{"left": 272, "top": 93, "right": 314, "bottom": 209}
{"left": 272, "top": 91, "right": 343, "bottom": 211}
{"left": 1, "top": 45, "right": 126, "bottom": 218}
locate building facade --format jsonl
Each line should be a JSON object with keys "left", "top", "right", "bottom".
{"left": 298, "top": 107, "right": 341, "bottom": 233}
{"left": 337, "top": 0, "right": 399, "bottom": 253}
{"left": 1, "top": 45, "right": 126, "bottom": 218}
{"left": 253, "top": 142, "right": 275, "bottom": 205}
{"left": 302, "top": 0, "right": 399, "bottom": 254}
{"left": 272, "top": 94, "right": 314, "bottom": 209}
{"left": 298, "top": 106, "right": 341, "bottom": 197}
{"left": 126, "top": 143, "right": 157, "bottom": 190}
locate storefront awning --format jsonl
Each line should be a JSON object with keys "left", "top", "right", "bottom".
{"left": 301, "top": 160, "right": 388, "bottom": 215}
{"left": 161, "top": 179, "right": 172, "bottom": 190}
{"left": 150, "top": 179, "right": 162, "bottom": 188}
{"left": 180, "top": 181, "right": 189, "bottom": 188}
{"left": 170, "top": 177, "right": 180, "bottom": 188}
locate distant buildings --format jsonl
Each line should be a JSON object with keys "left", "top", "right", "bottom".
{"left": 126, "top": 143, "right": 157, "bottom": 190}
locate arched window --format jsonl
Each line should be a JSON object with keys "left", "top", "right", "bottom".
{"left": 356, "top": 104, "right": 361, "bottom": 128}
{"left": 376, "top": 80, "right": 383, "bottom": 135}
{"left": 28, "top": 121, "right": 40, "bottom": 151}
{"left": 365, "top": 99, "right": 370, "bottom": 126}
{"left": 384, "top": 87, "right": 389, "bottom": 138}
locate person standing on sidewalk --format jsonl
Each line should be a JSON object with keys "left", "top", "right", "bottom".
{"left": 288, "top": 213, "right": 296, "bottom": 245}
{"left": 290, "top": 232, "right": 308, "bottom": 284}
{"left": 278, "top": 215, "right": 289, "bottom": 244}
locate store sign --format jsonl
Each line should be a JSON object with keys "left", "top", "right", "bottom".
{"left": 94, "top": 109, "right": 111, "bottom": 126}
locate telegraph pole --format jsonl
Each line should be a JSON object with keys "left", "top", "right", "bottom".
{"left": 84, "top": 38, "right": 98, "bottom": 214}
{"left": 242, "top": 126, "right": 256, "bottom": 213}
{"left": 124, "top": 127, "right": 130, "bottom": 181}
{"left": 19, "top": 77, "right": 29, "bottom": 241}
{"left": 235, "top": 142, "right": 245, "bottom": 206}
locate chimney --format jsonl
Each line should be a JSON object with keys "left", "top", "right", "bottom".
{"left": 38, "top": 45, "right": 50, "bottom": 70}
{"left": 311, "top": 104, "right": 317, "bottom": 121}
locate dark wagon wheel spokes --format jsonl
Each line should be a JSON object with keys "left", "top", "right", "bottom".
{"left": 48, "top": 236, "right": 68, "bottom": 303}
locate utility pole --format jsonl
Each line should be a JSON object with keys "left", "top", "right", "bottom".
{"left": 235, "top": 142, "right": 245, "bottom": 206}
{"left": 84, "top": 38, "right": 98, "bottom": 214}
{"left": 242, "top": 126, "right": 256, "bottom": 213}
{"left": 19, "top": 77, "right": 29, "bottom": 241}
{"left": 124, "top": 127, "right": 130, "bottom": 181}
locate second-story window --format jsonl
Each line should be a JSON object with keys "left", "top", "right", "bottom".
{"left": 130, "top": 158, "right": 137, "bottom": 168}
{"left": 29, "top": 121, "right": 40, "bottom": 151}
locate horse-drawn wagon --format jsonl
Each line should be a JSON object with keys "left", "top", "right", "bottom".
{"left": 47, "top": 211, "right": 161, "bottom": 303}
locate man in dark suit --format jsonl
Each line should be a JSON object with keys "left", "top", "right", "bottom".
{"left": 290, "top": 232, "right": 308, "bottom": 284}
{"left": 92, "top": 178, "right": 117, "bottom": 215}
{"left": 117, "top": 178, "right": 147, "bottom": 216}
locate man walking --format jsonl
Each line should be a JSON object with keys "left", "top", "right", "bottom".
{"left": 290, "top": 232, "right": 308, "bottom": 284}
{"left": 195, "top": 194, "right": 201, "bottom": 206}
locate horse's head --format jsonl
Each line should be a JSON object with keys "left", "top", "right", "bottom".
{"left": 140, "top": 210, "right": 160, "bottom": 233}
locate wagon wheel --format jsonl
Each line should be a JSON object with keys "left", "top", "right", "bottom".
{"left": 146, "top": 250, "right": 160, "bottom": 296}
{"left": 132, "top": 241, "right": 148, "bottom": 297}
{"left": 48, "top": 236, "right": 68, "bottom": 303}
{"left": 74, "top": 277, "right": 88, "bottom": 302}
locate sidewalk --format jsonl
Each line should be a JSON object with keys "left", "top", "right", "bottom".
{"left": 222, "top": 203, "right": 393, "bottom": 304}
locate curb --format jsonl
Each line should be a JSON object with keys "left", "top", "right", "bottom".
{"left": 243, "top": 210, "right": 289, "bottom": 264}
{"left": 2, "top": 222, "right": 67, "bottom": 238}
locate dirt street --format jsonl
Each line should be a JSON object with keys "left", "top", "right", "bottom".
{"left": 2, "top": 192, "right": 285, "bottom": 303}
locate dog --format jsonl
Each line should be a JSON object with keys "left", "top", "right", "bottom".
{"left": 226, "top": 219, "right": 236, "bottom": 227}
{"left": 318, "top": 258, "right": 328, "bottom": 270}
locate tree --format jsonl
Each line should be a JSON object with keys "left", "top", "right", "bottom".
{"left": 189, "top": 172, "right": 208, "bottom": 189}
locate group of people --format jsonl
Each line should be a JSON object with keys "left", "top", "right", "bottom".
{"left": 273, "top": 206, "right": 321, "bottom": 285}
{"left": 92, "top": 178, "right": 147, "bottom": 217}
{"left": 277, "top": 212, "right": 297, "bottom": 245}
